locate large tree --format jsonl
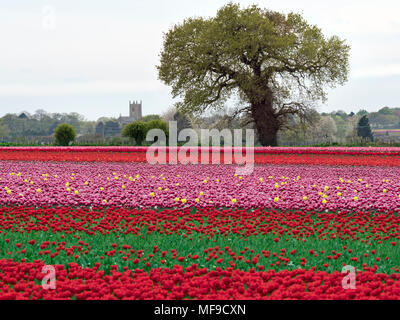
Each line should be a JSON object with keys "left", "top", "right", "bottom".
{"left": 157, "top": 3, "right": 350, "bottom": 146}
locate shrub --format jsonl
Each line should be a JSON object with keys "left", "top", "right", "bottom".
{"left": 54, "top": 123, "right": 76, "bottom": 146}
{"left": 122, "top": 122, "right": 147, "bottom": 145}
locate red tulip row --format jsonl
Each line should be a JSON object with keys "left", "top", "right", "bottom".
{"left": 1, "top": 149, "right": 400, "bottom": 166}
{"left": 1, "top": 205, "right": 400, "bottom": 241}
{"left": 2, "top": 146, "right": 400, "bottom": 154}
{"left": 1, "top": 259, "right": 400, "bottom": 300}
{"left": 2, "top": 205, "right": 400, "bottom": 276}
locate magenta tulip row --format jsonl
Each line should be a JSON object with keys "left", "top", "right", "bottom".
{"left": 0, "top": 161, "right": 399, "bottom": 210}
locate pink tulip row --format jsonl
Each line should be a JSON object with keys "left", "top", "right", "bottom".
{"left": 0, "top": 161, "right": 399, "bottom": 210}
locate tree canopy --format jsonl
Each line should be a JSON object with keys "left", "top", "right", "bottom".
{"left": 157, "top": 2, "right": 350, "bottom": 146}
{"left": 141, "top": 114, "right": 161, "bottom": 122}
{"left": 122, "top": 120, "right": 169, "bottom": 145}
{"left": 122, "top": 122, "right": 147, "bottom": 145}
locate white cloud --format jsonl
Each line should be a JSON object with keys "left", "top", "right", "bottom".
{"left": 0, "top": 11, "right": 166, "bottom": 85}
{"left": 0, "top": 81, "right": 168, "bottom": 96}
{"left": 0, "top": 0, "right": 399, "bottom": 117}
{"left": 351, "top": 64, "right": 400, "bottom": 78}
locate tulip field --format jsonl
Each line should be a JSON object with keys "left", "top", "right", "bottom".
{"left": 2, "top": 147, "right": 400, "bottom": 299}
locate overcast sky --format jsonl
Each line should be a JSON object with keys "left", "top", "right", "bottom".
{"left": 0, "top": 0, "right": 399, "bottom": 121}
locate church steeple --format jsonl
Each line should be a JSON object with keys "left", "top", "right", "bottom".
{"left": 129, "top": 100, "right": 142, "bottom": 121}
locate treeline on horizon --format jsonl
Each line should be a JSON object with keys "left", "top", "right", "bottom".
{"left": 0, "top": 106, "right": 398, "bottom": 146}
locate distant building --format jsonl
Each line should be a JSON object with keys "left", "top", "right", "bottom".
{"left": 95, "top": 122, "right": 104, "bottom": 137}
{"left": 95, "top": 120, "right": 121, "bottom": 138}
{"left": 118, "top": 100, "right": 143, "bottom": 125}
{"left": 95, "top": 101, "right": 143, "bottom": 138}
{"left": 104, "top": 121, "right": 121, "bottom": 137}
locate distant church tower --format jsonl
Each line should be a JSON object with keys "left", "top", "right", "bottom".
{"left": 129, "top": 100, "right": 142, "bottom": 121}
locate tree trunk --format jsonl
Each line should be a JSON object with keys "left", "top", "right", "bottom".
{"left": 251, "top": 103, "right": 280, "bottom": 147}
